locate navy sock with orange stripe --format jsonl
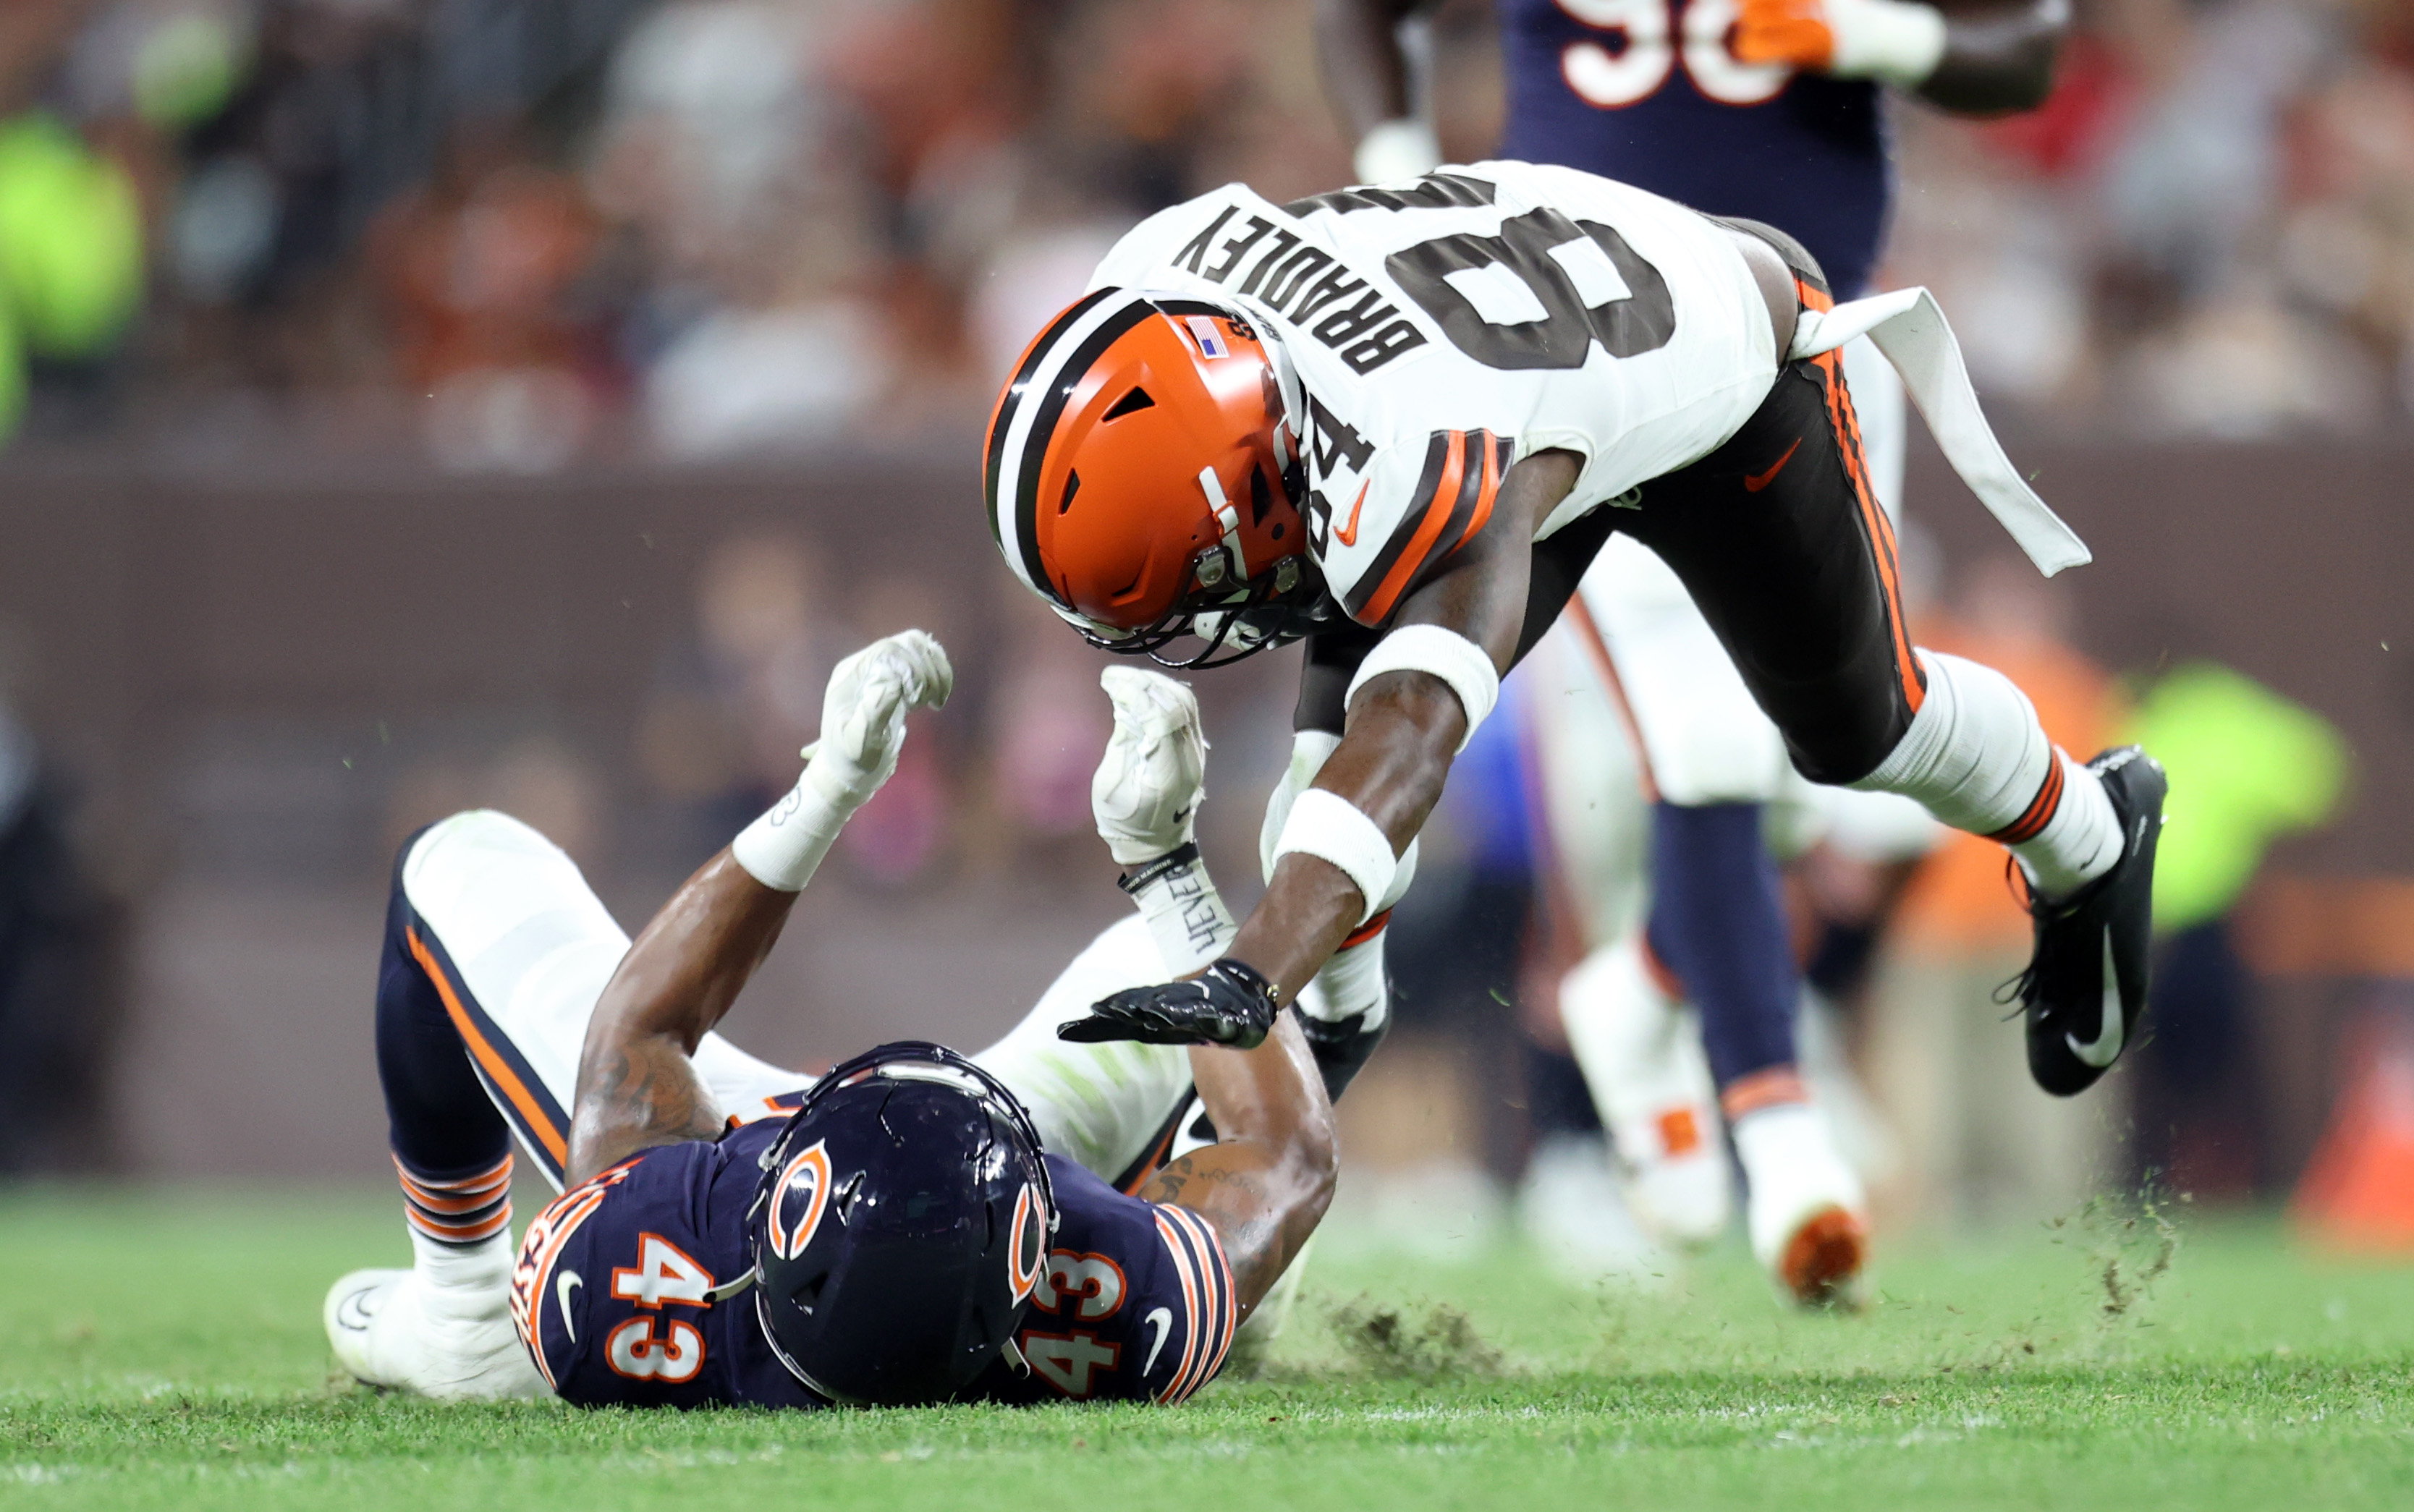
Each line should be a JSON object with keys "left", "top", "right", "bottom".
{"left": 376, "top": 878, "right": 514, "bottom": 1246}
{"left": 1644, "top": 801, "right": 1800, "bottom": 1093}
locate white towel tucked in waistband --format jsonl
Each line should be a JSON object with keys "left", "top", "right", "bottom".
{"left": 1791, "top": 288, "right": 2091, "bottom": 577}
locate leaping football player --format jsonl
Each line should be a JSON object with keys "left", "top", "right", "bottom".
{"left": 1315, "top": 0, "right": 2071, "bottom": 1301}
{"left": 324, "top": 634, "right": 1347, "bottom": 1406}
{"left": 980, "top": 162, "right": 2164, "bottom": 1288}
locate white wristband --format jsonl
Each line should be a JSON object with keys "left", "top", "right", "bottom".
{"left": 1346, "top": 625, "right": 1501, "bottom": 752}
{"left": 731, "top": 782, "right": 850, "bottom": 892}
{"left": 1258, "top": 729, "right": 1342, "bottom": 885}
{"left": 1354, "top": 119, "right": 1442, "bottom": 184}
{"left": 1274, "top": 789, "right": 1397, "bottom": 927}
{"left": 1828, "top": 0, "right": 1949, "bottom": 88}
{"left": 1120, "top": 846, "right": 1238, "bottom": 977}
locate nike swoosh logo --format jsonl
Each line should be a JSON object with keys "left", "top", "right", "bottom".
{"left": 557, "top": 1270, "right": 583, "bottom": 1343}
{"left": 1143, "top": 1307, "right": 1174, "bottom": 1375}
{"left": 1333, "top": 481, "right": 1371, "bottom": 547}
{"left": 2067, "top": 932, "right": 2125, "bottom": 1068}
{"left": 335, "top": 1288, "right": 377, "bottom": 1333}
{"left": 1744, "top": 438, "right": 1803, "bottom": 493}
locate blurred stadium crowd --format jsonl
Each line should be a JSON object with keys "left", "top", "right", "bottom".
{"left": 0, "top": 0, "right": 2410, "bottom": 464}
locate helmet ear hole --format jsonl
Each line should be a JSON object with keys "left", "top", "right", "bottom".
{"left": 792, "top": 1270, "right": 829, "bottom": 1315}
{"left": 1248, "top": 464, "right": 1271, "bottom": 525}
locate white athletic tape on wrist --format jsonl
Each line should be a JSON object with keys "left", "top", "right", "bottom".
{"left": 731, "top": 781, "right": 851, "bottom": 892}
{"left": 1345, "top": 625, "right": 1501, "bottom": 752}
{"left": 1377, "top": 833, "right": 1419, "bottom": 914}
{"left": 1120, "top": 846, "right": 1239, "bottom": 977}
{"left": 1827, "top": 0, "right": 1948, "bottom": 88}
{"left": 1354, "top": 119, "right": 1442, "bottom": 184}
{"left": 1274, "top": 789, "right": 1397, "bottom": 927}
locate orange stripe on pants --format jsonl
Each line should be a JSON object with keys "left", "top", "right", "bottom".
{"left": 405, "top": 925, "right": 569, "bottom": 1168}
{"left": 1562, "top": 593, "right": 1661, "bottom": 805}
{"left": 1812, "top": 347, "right": 1924, "bottom": 717}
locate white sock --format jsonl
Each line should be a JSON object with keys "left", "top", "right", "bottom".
{"left": 410, "top": 1228, "right": 515, "bottom": 1318}
{"left": 1851, "top": 651, "right": 2119, "bottom": 899}
{"left": 1730, "top": 1099, "right": 1816, "bottom": 1173}
{"left": 2011, "top": 750, "right": 2122, "bottom": 899}
{"left": 1299, "top": 930, "right": 1389, "bottom": 1035}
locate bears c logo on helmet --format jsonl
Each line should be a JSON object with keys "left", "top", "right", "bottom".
{"left": 766, "top": 1140, "right": 832, "bottom": 1262}
{"left": 1007, "top": 1182, "right": 1045, "bottom": 1305}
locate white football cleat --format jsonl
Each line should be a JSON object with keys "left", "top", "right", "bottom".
{"left": 1732, "top": 1100, "right": 1868, "bottom": 1308}
{"left": 1558, "top": 937, "right": 1733, "bottom": 1248}
{"left": 1517, "top": 1135, "right": 1660, "bottom": 1284}
{"left": 325, "top": 1236, "right": 546, "bottom": 1400}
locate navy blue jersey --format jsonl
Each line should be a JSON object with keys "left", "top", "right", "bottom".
{"left": 1496, "top": 0, "right": 1889, "bottom": 297}
{"left": 510, "top": 1123, "right": 1237, "bottom": 1409}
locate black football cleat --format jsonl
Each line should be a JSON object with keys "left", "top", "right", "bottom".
{"left": 1295, "top": 1008, "right": 1390, "bottom": 1103}
{"left": 2013, "top": 746, "right": 2167, "bottom": 1097}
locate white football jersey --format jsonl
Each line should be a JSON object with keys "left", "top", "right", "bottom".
{"left": 1088, "top": 161, "right": 1779, "bottom": 627}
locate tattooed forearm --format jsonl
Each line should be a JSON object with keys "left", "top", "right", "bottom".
{"left": 566, "top": 1039, "right": 724, "bottom": 1185}
{"left": 1143, "top": 1150, "right": 1312, "bottom": 1311}
{"left": 608, "top": 1046, "right": 724, "bottom": 1141}
{"left": 1143, "top": 1155, "right": 1270, "bottom": 1209}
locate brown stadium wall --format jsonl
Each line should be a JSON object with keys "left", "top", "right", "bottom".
{"left": 0, "top": 435, "right": 2402, "bottom": 1181}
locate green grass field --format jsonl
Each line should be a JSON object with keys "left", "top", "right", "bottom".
{"left": 6, "top": 1188, "right": 2413, "bottom": 1511}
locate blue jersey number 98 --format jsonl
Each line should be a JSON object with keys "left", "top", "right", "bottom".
{"left": 1557, "top": 0, "right": 1792, "bottom": 108}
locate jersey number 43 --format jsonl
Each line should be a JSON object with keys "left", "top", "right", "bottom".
{"left": 1557, "top": 0, "right": 1791, "bottom": 108}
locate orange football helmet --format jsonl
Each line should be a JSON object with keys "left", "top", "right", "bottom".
{"left": 983, "top": 289, "right": 1331, "bottom": 666}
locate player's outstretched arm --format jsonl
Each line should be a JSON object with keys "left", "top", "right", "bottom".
{"left": 1227, "top": 450, "right": 1581, "bottom": 1003}
{"left": 1921, "top": 0, "right": 2067, "bottom": 114}
{"left": 1058, "top": 453, "right": 1578, "bottom": 1053}
{"left": 1143, "top": 1019, "right": 1339, "bottom": 1319}
{"left": 564, "top": 632, "right": 953, "bottom": 1185}
{"left": 1735, "top": 0, "right": 2067, "bottom": 116}
{"left": 565, "top": 851, "right": 798, "bottom": 1186}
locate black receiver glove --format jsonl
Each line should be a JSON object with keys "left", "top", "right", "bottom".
{"left": 1058, "top": 957, "right": 1281, "bottom": 1048}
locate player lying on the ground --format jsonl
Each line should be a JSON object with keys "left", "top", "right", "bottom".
{"left": 325, "top": 635, "right": 1343, "bottom": 1406}
{"left": 982, "top": 159, "right": 2164, "bottom": 1120}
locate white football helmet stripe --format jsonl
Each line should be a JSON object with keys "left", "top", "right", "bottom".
{"left": 992, "top": 288, "right": 1161, "bottom": 598}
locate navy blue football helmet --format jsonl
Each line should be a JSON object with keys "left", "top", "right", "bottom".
{"left": 747, "top": 1042, "right": 1055, "bottom": 1405}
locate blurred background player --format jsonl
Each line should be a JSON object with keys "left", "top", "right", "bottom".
{"left": 1314, "top": 0, "right": 2067, "bottom": 1301}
